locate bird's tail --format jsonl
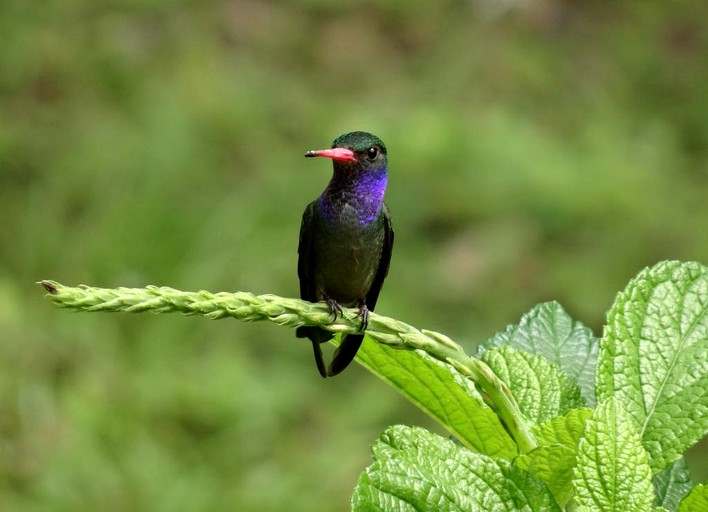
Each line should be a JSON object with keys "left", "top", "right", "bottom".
{"left": 327, "top": 334, "right": 364, "bottom": 377}
{"left": 296, "top": 328, "right": 362, "bottom": 377}
{"left": 297, "top": 326, "right": 333, "bottom": 378}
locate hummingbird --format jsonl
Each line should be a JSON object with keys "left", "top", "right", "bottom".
{"left": 296, "top": 131, "right": 394, "bottom": 378}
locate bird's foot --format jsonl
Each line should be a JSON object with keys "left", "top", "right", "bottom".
{"left": 324, "top": 297, "right": 344, "bottom": 320}
{"left": 356, "top": 303, "right": 370, "bottom": 332}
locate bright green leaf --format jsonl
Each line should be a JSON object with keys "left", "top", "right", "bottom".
{"left": 515, "top": 408, "right": 593, "bottom": 506}
{"left": 596, "top": 260, "right": 708, "bottom": 472}
{"left": 485, "top": 301, "right": 598, "bottom": 405}
{"left": 515, "top": 444, "right": 577, "bottom": 506}
{"left": 534, "top": 407, "right": 593, "bottom": 448}
{"left": 678, "top": 483, "right": 708, "bottom": 512}
{"left": 352, "top": 425, "right": 559, "bottom": 512}
{"left": 481, "top": 346, "right": 584, "bottom": 424}
{"left": 355, "top": 336, "right": 517, "bottom": 458}
{"left": 573, "top": 398, "right": 654, "bottom": 511}
{"left": 653, "top": 458, "right": 692, "bottom": 511}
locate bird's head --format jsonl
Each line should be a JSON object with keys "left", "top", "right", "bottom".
{"left": 305, "top": 131, "right": 387, "bottom": 171}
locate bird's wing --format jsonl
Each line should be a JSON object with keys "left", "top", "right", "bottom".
{"left": 297, "top": 201, "right": 329, "bottom": 377}
{"left": 297, "top": 201, "right": 318, "bottom": 302}
{"left": 365, "top": 203, "right": 394, "bottom": 311}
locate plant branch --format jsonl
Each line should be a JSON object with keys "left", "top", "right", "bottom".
{"left": 38, "top": 280, "right": 537, "bottom": 452}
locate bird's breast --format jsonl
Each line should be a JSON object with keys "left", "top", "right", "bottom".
{"left": 312, "top": 205, "right": 386, "bottom": 306}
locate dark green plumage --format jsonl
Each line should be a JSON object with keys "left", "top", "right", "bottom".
{"left": 296, "top": 132, "right": 394, "bottom": 377}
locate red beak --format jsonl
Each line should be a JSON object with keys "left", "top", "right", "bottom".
{"left": 304, "top": 147, "right": 357, "bottom": 163}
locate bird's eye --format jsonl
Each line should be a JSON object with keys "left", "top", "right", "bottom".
{"left": 366, "top": 147, "right": 378, "bottom": 160}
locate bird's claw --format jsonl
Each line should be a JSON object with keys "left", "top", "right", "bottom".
{"left": 325, "top": 297, "right": 344, "bottom": 320}
{"left": 356, "top": 304, "right": 370, "bottom": 332}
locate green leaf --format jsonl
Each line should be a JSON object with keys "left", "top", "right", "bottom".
{"left": 515, "top": 408, "right": 593, "bottom": 506}
{"left": 596, "top": 260, "right": 708, "bottom": 472}
{"left": 352, "top": 425, "right": 559, "bottom": 512}
{"left": 485, "top": 301, "right": 598, "bottom": 405}
{"left": 573, "top": 398, "right": 654, "bottom": 512}
{"left": 515, "top": 444, "right": 577, "bottom": 506}
{"left": 678, "top": 483, "right": 708, "bottom": 512}
{"left": 481, "top": 346, "right": 584, "bottom": 424}
{"left": 535, "top": 407, "right": 593, "bottom": 448}
{"left": 653, "top": 458, "right": 692, "bottom": 511}
{"left": 355, "top": 336, "right": 517, "bottom": 459}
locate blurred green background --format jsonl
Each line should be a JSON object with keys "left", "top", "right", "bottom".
{"left": 1, "top": 0, "right": 707, "bottom": 510}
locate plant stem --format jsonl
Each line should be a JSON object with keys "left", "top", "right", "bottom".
{"left": 39, "top": 280, "right": 537, "bottom": 452}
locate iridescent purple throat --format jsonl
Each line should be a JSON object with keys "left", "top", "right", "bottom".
{"left": 318, "top": 165, "right": 387, "bottom": 224}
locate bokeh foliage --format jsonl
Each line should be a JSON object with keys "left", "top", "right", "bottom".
{"left": 1, "top": 0, "right": 707, "bottom": 510}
